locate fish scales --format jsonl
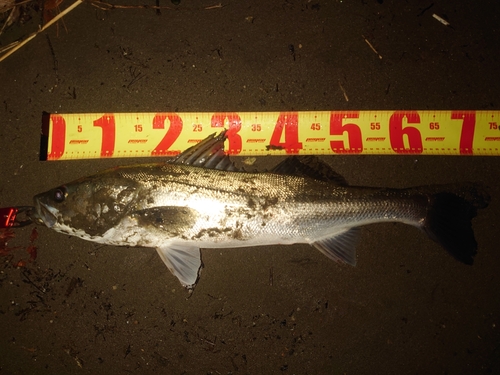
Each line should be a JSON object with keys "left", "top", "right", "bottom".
{"left": 94, "top": 163, "right": 425, "bottom": 244}
{"left": 30, "top": 131, "right": 490, "bottom": 288}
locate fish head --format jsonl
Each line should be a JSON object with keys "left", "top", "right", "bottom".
{"left": 32, "top": 185, "right": 72, "bottom": 229}
{"left": 32, "top": 175, "right": 139, "bottom": 239}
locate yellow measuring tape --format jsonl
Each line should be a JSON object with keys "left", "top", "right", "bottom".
{"left": 41, "top": 111, "right": 500, "bottom": 160}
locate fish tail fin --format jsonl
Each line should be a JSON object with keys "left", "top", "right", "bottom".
{"left": 421, "top": 183, "right": 490, "bottom": 264}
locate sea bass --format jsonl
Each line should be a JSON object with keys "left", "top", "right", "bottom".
{"left": 31, "top": 131, "right": 489, "bottom": 288}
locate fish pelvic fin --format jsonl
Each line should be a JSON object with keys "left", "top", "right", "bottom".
{"left": 312, "top": 228, "right": 360, "bottom": 266}
{"left": 422, "top": 183, "right": 490, "bottom": 265}
{"left": 156, "top": 245, "right": 202, "bottom": 289}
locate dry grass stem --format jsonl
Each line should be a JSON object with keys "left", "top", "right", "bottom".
{"left": 205, "top": 3, "right": 223, "bottom": 10}
{"left": 87, "top": 0, "right": 171, "bottom": 10}
{"left": 0, "top": 0, "right": 83, "bottom": 62}
{"left": 338, "top": 81, "right": 349, "bottom": 102}
{"left": 362, "top": 34, "right": 382, "bottom": 60}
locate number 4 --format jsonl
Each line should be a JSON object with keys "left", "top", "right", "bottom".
{"left": 269, "top": 112, "right": 302, "bottom": 153}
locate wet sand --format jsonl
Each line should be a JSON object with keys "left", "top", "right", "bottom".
{"left": 1, "top": 1, "right": 499, "bottom": 374}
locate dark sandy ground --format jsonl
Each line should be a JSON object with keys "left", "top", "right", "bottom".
{"left": 1, "top": 0, "right": 500, "bottom": 374}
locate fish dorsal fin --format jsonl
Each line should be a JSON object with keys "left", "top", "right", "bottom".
{"left": 156, "top": 245, "right": 202, "bottom": 288}
{"left": 311, "top": 227, "right": 360, "bottom": 265}
{"left": 271, "top": 156, "right": 348, "bottom": 185}
{"left": 169, "top": 130, "right": 240, "bottom": 171}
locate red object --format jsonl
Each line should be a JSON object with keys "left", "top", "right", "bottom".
{"left": 0, "top": 207, "right": 18, "bottom": 228}
{"left": 0, "top": 207, "right": 34, "bottom": 228}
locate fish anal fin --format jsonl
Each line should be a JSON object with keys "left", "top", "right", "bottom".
{"left": 312, "top": 228, "right": 360, "bottom": 266}
{"left": 156, "top": 245, "right": 202, "bottom": 289}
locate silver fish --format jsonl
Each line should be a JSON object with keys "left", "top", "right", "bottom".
{"left": 31, "top": 131, "right": 489, "bottom": 288}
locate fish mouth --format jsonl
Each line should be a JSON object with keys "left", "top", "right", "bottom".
{"left": 31, "top": 199, "right": 59, "bottom": 228}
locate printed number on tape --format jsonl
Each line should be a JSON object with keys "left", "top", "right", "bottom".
{"left": 41, "top": 111, "right": 500, "bottom": 160}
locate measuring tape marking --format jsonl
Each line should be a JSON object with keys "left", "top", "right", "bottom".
{"left": 40, "top": 110, "right": 500, "bottom": 160}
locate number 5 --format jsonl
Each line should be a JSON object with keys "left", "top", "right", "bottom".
{"left": 329, "top": 111, "right": 362, "bottom": 153}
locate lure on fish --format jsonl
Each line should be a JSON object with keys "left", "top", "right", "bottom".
{"left": 30, "top": 131, "right": 490, "bottom": 288}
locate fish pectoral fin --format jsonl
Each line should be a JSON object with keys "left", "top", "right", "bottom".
{"left": 312, "top": 228, "right": 360, "bottom": 266}
{"left": 156, "top": 245, "right": 202, "bottom": 289}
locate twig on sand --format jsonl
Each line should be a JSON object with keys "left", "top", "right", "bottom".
{"left": 86, "top": 0, "right": 172, "bottom": 11}
{"left": 205, "top": 3, "right": 223, "bottom": 10}
{"left": 0, "top": 0, "right": 173, "bottom": 62}
{"left": 0, "top": 0, "right": 34, "bottom": 13}
{"left": 338, "top": 81, "right": 349, "bottom": 102}
{"left": 362, "top": 34, "right": 382, "bottom": 60}
{"left": 0, "top": 0, "right": 83, "bottom": 62}
{"left": 432, "top": 13, "right": 451, "bottom": 27}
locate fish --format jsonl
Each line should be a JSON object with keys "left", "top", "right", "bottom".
{"left": 30, "top": 131, "right": 490, "bottom": 288}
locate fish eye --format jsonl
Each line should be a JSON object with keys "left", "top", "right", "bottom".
{"left": 53, "top": 187, "right": 67, "bottom": 203}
